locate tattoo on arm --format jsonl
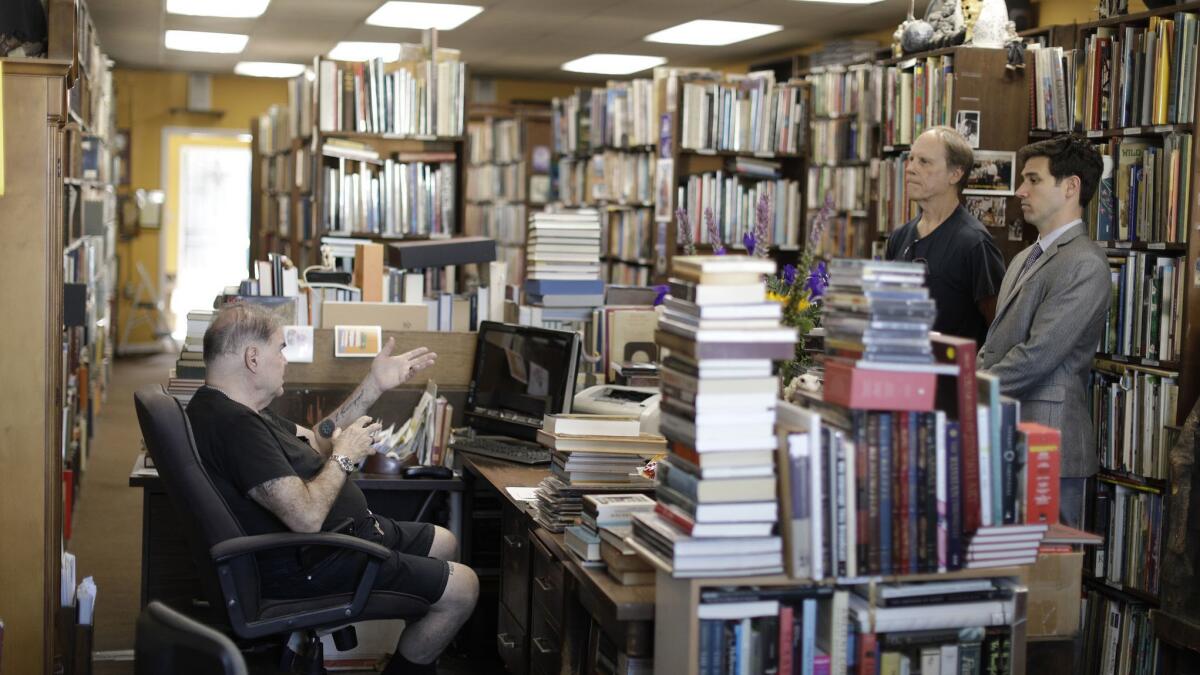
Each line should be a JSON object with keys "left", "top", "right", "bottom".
{"left": 311, "top": 380, "right": 379, "bottom": 455}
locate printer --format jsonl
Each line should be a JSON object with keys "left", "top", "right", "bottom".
{"left": 572, "top": 384, "right": 661, "bottom": 434}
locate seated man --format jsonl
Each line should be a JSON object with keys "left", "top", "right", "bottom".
{"left": 186, "top": 303, "right": 477, "bottom": 674}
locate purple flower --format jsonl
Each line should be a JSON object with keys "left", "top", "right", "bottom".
{"left": 704, "top": 207, "right": 725, "bottom": 255}
{"left": 742, "top": 231, "right": 756, "bottom": 256}
{"left": 782, "top": 264, "right": 797, "bottom": 286}
{"left": 806, "top": 261, "right": 829, "bottom": 298}
{"left": 753, "top": 193, "right": 772, "bottom": 258}
{"left": 653, "top": 283, "right": 670, "bottom": 306}
{"left": 676, "top": 207, "right": 696, "bottom": 256}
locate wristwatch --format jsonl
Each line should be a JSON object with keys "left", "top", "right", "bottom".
{"left": 331, "top": 454, "right": 357, "bottom": 474}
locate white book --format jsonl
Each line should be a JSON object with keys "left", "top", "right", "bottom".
{"left": 697, "top": 600, "right": 780, "bottom": 620}
{"left": 777, "top": 400, "right": 823, "bottom": 581}
{"left": 935, "top": 410, "right": 948, "bottom": 573}
{"left": 976, "top": 403, "right": 993, "bottom": 527}
{"left": 848, "top": 594, "right": 1015, "bottom": 632}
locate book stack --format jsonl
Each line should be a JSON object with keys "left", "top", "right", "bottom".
{"left": 965, "top": 523, "right": 1049, "bottom": 569}
{"left": 525, "top": 209, "right": 603, "bottom": 281}
{"left": 630, "top": 255, "right": 797, "bottom": 578}
{"left": 168, "top": 310, "right": 214, "bottom": 404}
{"left": 532, "top": 415, "right": 661, "bottom": 534}
{"left": 821, "top": 258, "right": 936, "bottom": 369}
{"left": 568, "top": 493, "right": 656, "bottom": 583}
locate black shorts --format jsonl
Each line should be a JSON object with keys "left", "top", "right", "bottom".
{"left": 260, "top": 516, "right": 449, "bottom": 605}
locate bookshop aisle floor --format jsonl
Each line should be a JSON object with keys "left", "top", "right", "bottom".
{"left": 69, "top": 352, "right": 175, "bottom": 674}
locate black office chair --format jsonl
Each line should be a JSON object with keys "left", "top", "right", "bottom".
{"left": 133, "top": 385, "right": 431, "bottom": 673}
{"left": 136, "top": 601, "right": 248, "bottom": 675}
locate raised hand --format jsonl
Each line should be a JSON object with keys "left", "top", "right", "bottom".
{"left": 368, "top": 338, "right": 438, "bottom": 392}
{"left": 332, "top": 416, "right": 382, "bottom": 463}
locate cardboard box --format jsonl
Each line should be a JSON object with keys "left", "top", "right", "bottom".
{"left": 353, "top": 243, "right": 385, "bottom": 302}
{"left": 320, "top": 301, "right": 428, "bottom": 332}
{"left": 1025, "top": 551, "right": 1083, "bottom": 638}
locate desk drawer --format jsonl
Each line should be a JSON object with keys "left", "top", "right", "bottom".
{"left": 497, "top": 603, "right": 528, "bottom": 675}
{"left": 499, "top": 503, "right": 530, "bottom": 629}
{"left": 529, "top": 599, "right": 563, "bottom": 675}
{"left": 530, "top": 534, "right": 565, "bottom": 631}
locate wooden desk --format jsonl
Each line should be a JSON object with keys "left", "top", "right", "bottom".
{"left": 458, "top": 455, "right": 655, "bottom": 674}
{"left": 130, "top": 453, "right": 464, "bottom": 612}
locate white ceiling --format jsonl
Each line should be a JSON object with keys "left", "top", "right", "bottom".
{"left": 88, "top": 0, "right": 912, "bottom": 80}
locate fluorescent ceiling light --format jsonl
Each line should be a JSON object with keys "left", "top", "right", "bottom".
{"left": 328, "top": 41, "right": 403, "bottom": 62}
{"left": 165, "top": 30, "right": 248, "bottom": 54}
{"left": 562, "top": 54, "right": 667, "bottom": 75}
{"left": 234, "top": 62, "right": 306, "bottom": 78}
{"left": 645, "top": 20, "right": 782, "bottom": 46}
{"left": 791, "top": 0, "right": 884, "bottom": 4}
{"left": 166, "top": 0, "right": 271, "bottom": 18}
{"left": 366, "top": 1, "right": 484, "bottom": 30}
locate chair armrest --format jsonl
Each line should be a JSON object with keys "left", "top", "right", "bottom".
{"left": 210, "top": 532, "right": 391, "bottom": 564}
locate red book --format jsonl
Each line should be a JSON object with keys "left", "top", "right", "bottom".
{"left": 822, "top": 359, "right": 937, "bottom": 412}
{"left": 1019, "top": 422, "right": 1061, "bottom": 525}
{"left": 897, "top": 411, "right": 911, "bottom": 575}
{"left": 778, "top": 604, "right": 795, "bottom": 675}
{"left": 931, "top": 334, "right": 982, "bottom": 534}
{"left": 653, "top": 501, "right": 697, "bottom": 535}
{"left": 857, "top": 631, "right": 878, "bottom": 675}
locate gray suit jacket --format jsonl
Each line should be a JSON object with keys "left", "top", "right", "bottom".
{"left": 978, "top": 223, "right": 1110, "bottom": 477}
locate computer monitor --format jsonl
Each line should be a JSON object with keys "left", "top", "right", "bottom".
{"left": 464, "top": 321, "right": 581, "bottom": 441}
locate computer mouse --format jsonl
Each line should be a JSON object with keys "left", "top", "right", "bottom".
{"left": 402, "top": 465, "right": 454, "bottom": 479}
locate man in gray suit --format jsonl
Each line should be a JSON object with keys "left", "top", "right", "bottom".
{"left": 978, "top": 136, "right": 1110, "bottom": 528}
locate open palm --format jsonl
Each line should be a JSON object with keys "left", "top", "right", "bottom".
{"left": 369, "top": 339, "right": 438, "bottom": 391}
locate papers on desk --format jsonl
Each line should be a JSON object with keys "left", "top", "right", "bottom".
{"left": 77, "top": 577, "right": 96, "bottom": 625}
{"left": 506, "top": 487, "right": 540, "bottom": 503}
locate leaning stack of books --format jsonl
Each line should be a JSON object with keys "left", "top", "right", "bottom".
{"left": 576, "top": 494, "right": 657, "bottom": 584}
{"left": 630, "top": 255, "right": 797, "bottom": 578}
{"left": 168, "top": 309, "right": 215, "bottom": 404}
{"left": 532, "top": 414, "right": 660, "bottom": 533}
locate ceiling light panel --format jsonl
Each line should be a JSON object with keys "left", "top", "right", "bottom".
{"left": 165, "top": 30, "right": 249, "bottom": 54}
{"left": 328, "top": 41, "right": 403, "bottom": 62}
{"left": 644, "top": 20, "right": 782, "bottom": 46}
{"left": 166, "top": 0, "right": 271, "bottom": 18}
{"left": 562, "top": 54, "right": 668, "bottom": 75}
{"left": 366, "top": 1, "right": 484, "bottom": 30}
{"left": 234, "top": 62, "right": 306, "bottom": 78}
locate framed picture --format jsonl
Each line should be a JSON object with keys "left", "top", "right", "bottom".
{"left": 654, "top": 158, "right": 674, "bottom": 222}
{"left": 964, "top": 150, "right": 1016, "bottom": 196}
{"left": 334, "top": 325, "right": 382, "bottom": 358}
{"left": 964, "top": 195, "right": 1006, "bottom": 229}
{"left": 282, "top": 325, "right": 314, "bottom": 363}
{"left": 955, "top": 110, "right": 981, "bottom": 149}
{"left": 1008, "top": 217, "right": 1026, "bottom": 242}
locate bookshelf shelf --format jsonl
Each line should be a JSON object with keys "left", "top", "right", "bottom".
{"left": 1079, "top": 0, "right": 1200, "bottom": 30}
{"left": 1097, "top": 241, "right": 1188, "bottom": 252}
{"left": 1084, "top": 574, "right": 1162, "bottom": 607}
{"left": 320, "top": 130, "right": 464, "bottom": 144}
{"left": 1096, "top": 468, "right": 1169, "bottom": 493}
{"left": 1081, "top": 124, "right": 1194, "bottom": 138}
{"left": 678, "top": 148, "right": 806, "bottom": 160}
{"left": 1092, "top": 354, "right": 1182, "bottom": 373}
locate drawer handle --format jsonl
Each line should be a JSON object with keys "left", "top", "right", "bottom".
{"left": 533, "top": 637, "right": 558, "bottom": 655}
{"left": 534, "top": 576, "right": 554, "bottom": 592}
{"left": 497, "top": 633, "right": 516, "bottom": 649}
{"left": 503, "top": 535, "right": 524, "bottom": 549}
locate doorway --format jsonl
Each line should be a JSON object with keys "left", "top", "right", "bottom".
{"left": 162, "top": 129, "right": 251, "bottom": 339}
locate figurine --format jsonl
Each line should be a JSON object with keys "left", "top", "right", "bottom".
{"left": 971, "top": 0, "right": 1011, "bottom": 48}
{"left": 925, "top": 0, "right": 967, "bottom": 49}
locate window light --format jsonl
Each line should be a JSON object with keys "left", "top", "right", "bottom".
{"left": 561, "top": 54, "right": 667, "bottom": 75}
{"left": 234, "top": 62, "right": 306, "bottom": 78}
{"left": 166, "top": 0, "right": 271, "bottom": 18}
{"left": 365, "top": 1, "right": 484, "bottom": 30}
{"left": 165, "top": 30, "right": 249, "bottom": 54}
{"left": 644, "top": 20, "right": 782, "bottom": 46}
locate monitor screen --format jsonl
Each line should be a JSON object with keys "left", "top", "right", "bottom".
{"left": 465, "top": 321, "right": 581, "bottom": 440}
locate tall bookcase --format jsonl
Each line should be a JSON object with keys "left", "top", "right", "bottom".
{"left": 249, "top": 40, "right": 468, "bottom": 274}
{"left": 1020, "top": 6, "right": 1200, "bottom": 672}
{"left": 465, "top": 103, "right": 552, "bottom": 285}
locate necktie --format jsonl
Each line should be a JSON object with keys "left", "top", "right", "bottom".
{"left": 1017, "top": 243, "right": 1043, "bottom": 281}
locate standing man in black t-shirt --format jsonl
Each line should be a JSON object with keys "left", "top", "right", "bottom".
{"left": 186, "top": 303, "right": 474, "bottom": 675}
{"left": 885, "top": 126, "right": 1007, "bottom": 345}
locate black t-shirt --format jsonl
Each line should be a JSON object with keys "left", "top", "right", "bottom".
{"left": 186, "top": 386, "right": 371, "bottom": 552}
{"left": 885, "top": 204, "right": 1006, "bottom": 345}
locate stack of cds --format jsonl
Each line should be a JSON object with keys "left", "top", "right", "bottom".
{"left": 822, "top": 259, "right": 935, "bottom": 364}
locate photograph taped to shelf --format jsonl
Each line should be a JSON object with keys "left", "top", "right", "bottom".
{"left": 965, "top": 195, "right": 1006, "bottom": 230}
{"left": 956, "top": 110, "right": 981, "bottom": 149}
{"left": 532, "top": 145, "right": 551, "bottom": 173}
{"left": 659, "top": 113, "right": 673, "bottom": 158}
{"left": 334, "top": 325, "right": 382, "bottom": 358}
{"left": 655, "top": 158, "right": 674, "bottom": 222}
{"left": 1008, "top": 217, "right": 1025, "bottom": 242}
{"left": 282, "top": 325, "right": 314, "bottom": 363}
{"left": 964, "top": 150, "right": 1016, "bottom": 196}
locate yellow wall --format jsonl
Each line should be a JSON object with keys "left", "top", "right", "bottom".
{"left": 115, "top": 69, "right": 287, "bottom": 346}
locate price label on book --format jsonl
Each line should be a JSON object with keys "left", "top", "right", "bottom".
{"left": 1154, "top": 125, "right": 1173, "bottom": 133}
{"left": 1123, "top": 127, "right": 1142, "bottom": 135}
{"left": 1116, "top": 241, "right": 1133, "bottom": 248}
{"left": 1086, "top": 130, "right": 1103, "bottom": 138}
{"left": 1148, "top": 242, "right": 1166, "bottom": 250}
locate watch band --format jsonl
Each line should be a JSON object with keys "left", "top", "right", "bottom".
{"left": 331, "top": 454, "right": 356, "bottom": 474}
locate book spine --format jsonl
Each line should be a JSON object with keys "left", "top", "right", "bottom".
{"left": 1000, "top": 402, "right": 1018, "bottom": 525}
{"left": 907, "top": 412, "right": 919, "bottom": 575}
{"left": 879, "top": 413, "right": 894, "bottom": 576}
{"left": 778, "top": 605, "right": 795, "bottom": 675}
{"left": 857, "top": 632, "right": 878, "bottom": 675}
{"left": 895, "top": 412, "right": 908, "bottom": 576}
{"left": 853, "top": 410, "right": 870, "bottom": 577}
{"left": 867, "top": 413, "right": 881, "bottom": 575}
{"left": 947, "top": 420, "right": 963, "bottom": 571}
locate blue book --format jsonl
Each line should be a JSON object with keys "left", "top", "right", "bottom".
{"left": 523, "top": 278, "right": 605, "bottom": 296}
{"left": 878, "top": 413, "right": 893, "bottom": 576}
{"left": 802, "top": 598, "right": 817, "bottom": 675}
{"left": 946, "top": 420, "right": 963, "bottom": 570}
{"left": 907, "top": 412, "right": 920, "bottom": 574}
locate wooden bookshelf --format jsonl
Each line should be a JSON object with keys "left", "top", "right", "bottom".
{"left": 465, "top": 103, "right": 552, "bottom": 285}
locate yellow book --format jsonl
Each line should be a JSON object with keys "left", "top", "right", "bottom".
{"left": 1155, "top": 18, "right": 1174, "bottom": 124}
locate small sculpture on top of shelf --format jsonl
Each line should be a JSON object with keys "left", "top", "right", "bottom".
{"left": 894, "top": 0, "right": 935, "bottom": 55}
{"left": 925, "top": 0, "right": 967, "bottom": 49}
{"left": 1098, "top": 0, "right": 1128, "bottom": 19}
{"left": 961, "top": 0, "right": 983, "bottom": 42}
{"left": 971, "top": 0, "right": 1013, "bottom": 47}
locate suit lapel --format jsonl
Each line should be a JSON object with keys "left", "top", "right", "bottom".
{"left": 991, "top": 223, "right": 1087, "bottom": 329}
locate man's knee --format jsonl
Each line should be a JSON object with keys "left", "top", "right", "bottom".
{"left": 428, "top": 526, "right": 458, "bottom": 561}
{"left": 433, "top": 562, "right": 478, "bottom": 615}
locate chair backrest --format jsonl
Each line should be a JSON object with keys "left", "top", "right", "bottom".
{"left": 133, "top": 385, "right": 262, "bottom": 624}
{"left": 136, "top": 601, "right": 248, "bottom": 675}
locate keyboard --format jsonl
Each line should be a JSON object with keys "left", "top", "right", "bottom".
{"left": 451, "top": 435, "right": 550, "bottom": 465}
